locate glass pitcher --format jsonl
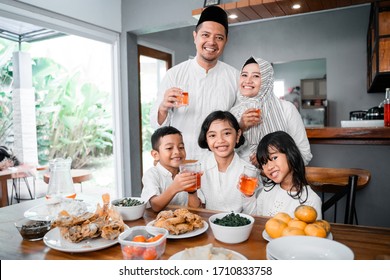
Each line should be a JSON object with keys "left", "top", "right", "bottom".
{"left": 46, "top": 157, "right": 76, "bottom": 200}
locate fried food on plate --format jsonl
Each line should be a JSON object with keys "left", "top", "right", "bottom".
{"left": 51, "top": 193, "right": 125, "bottom": 243}
{"left": 153, "top": 208, "right": 203, "bottom": 235}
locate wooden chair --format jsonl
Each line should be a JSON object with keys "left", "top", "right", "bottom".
{"left": 305, "top": 166, "right": 371, "bottom": 225}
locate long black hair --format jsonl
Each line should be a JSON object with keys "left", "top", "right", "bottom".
{"left": 256, "top": 131, "right": 308, "bottom": 203}
{"left": 198, "top": 110, "right": 245, "bottom": 150}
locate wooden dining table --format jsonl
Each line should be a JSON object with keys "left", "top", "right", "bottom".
{"left": 1, "top": 197, "right": 389, "bottom": 260}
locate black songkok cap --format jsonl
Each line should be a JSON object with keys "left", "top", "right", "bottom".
{"left": 196, "top": 5, "right": 228, "bottom": 34}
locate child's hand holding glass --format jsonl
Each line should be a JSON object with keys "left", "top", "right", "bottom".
{"left": 179, "top": 163, "right": 202, "bottom": 193}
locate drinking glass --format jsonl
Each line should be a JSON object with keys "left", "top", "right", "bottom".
{"left": 179, "top": 162, "right": 201, "bottom": 192}
{"left": 176, "top": 85, "right": 189, "bottom": 106}
{"left": 253, "top": 107, "right": 263, "bottom": 124}
{"left": 238, "top": 165, "right": 259, "bottom": 197}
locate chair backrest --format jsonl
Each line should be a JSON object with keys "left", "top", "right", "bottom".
{"left": 305, "top": 166, "right": 371, "bottom": 224}
{"left": 305, "top": 166, "right": 371, "bottom": 193}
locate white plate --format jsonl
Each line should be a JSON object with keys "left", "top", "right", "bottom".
{"left": 266, "top": 235, "right": 354, "bottom": 260}
{"left": 262, "top": 229, "right": 333, "bottom": 242}
{"left": 24, "top": 200, "right": 95, "bottom": 221}
{"left": 146, "top": 220, "right": 208, "bottom": 239}
{"left": 169, "top": 247, "right": 247, "bottom": 260}
{"left": 43, "top": 226, "right": 126, "bottom": 253}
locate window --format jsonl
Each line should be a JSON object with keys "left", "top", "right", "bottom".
{"left": 0, "top": 11, "right": 122, "bottom": 198}
{"left": 274, "top": 80, "right": 285, "bottom": 98}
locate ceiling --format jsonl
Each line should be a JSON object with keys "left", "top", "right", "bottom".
{"left": 0, "top": 0, "right": 375, "bottom": 43}
{"left": 0, "top": 16, "right": 64, "bottom": 43}
{"left": 192, "top": 0, "right": 375, "bottom": 24}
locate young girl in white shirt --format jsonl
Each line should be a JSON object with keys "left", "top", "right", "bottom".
{"left": 196, "top": 110, "right": 257, "bottom": 214}
{"left": 256, "top": 130, "right": 322, "bottom": 218}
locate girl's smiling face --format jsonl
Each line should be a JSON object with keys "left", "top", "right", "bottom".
{"left": 261, "top": 145, "right": 293, "bottom": 190}
{"left": 206, "top": 119, "right": 241, "bottom": 161}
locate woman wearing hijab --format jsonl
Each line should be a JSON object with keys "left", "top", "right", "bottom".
{"left": 230, "top": 56, "right": 312, "bottom": 166}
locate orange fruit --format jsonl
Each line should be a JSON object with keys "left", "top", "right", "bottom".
{"left": 273, "top": 212, "right": 292, "bottom": 224}
{"left": 143, "top": 247, "right": 158, "bottom": 260}
{"left": 282, "top": 227, "right": 306, "bottom": 237}
{"left": 265, "top": 218, "right": 288, "bottom": 239}
{"left": 132, "top": 235, "right": 147, "bottom": 242}
{"left": 131, "top": 246, "right": 145, "bottom": 256}
{"left": 304, "top": 223, "right": 327, "bottom": 238}
{"left": 147, "top": 234, "right": 164, "bottom": 243}
{"left": 288, "top": 219, "right": 307, "bottom": 231}
{"left": 122, "top": 245, "right": 134, "bottom": 259}
{"left": 314, "top": 220, "right": 331, "bottom": 234}
{"left": 294, "top": 205, "right": 317, "bottom": 223}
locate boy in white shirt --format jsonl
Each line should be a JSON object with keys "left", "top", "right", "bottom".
{"left": 141, "top": 126, "right": 202, "bottom": 212}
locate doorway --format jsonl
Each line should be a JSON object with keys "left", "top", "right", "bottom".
{"left": 138, "top": 45, "right": 172, "bottom": 176}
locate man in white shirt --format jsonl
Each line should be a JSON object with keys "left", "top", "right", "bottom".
{"left": 150, "top": 6, "right": 239, "bottom": 160}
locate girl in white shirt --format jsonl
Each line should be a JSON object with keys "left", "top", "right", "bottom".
{"left": 197, "top": 111, "right": 257, "bottom": 214}
{"left": 256, "top": 131, "right": 322, "bottom": 218}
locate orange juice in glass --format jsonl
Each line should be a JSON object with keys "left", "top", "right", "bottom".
{"left": 238, "top": 165, "right": 259, "bottom": 196}
{"left": 253, "top": 108, "right": 262, "bottom": 123}
{"left": 176, "top": 85, "right": 189, "bottom": 106}
{"left": 179, "top": 162, "right": 201, "bottom": 192}
{"left": 180, "top": 91, "right": 189, "bottom": 105}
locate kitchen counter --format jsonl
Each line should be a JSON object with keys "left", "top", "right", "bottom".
{"left": 306, "top": 127, "right": 390, "bottom": 145}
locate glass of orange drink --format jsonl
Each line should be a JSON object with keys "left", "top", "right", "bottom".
{"left": 238, "top": 165, "right": 259, "bottom": 197}
{"left": 179, "top": 162, "right": 201, "bottom": 192}
{"left": 176, "top": 85, "right": 189, "bottom": 106}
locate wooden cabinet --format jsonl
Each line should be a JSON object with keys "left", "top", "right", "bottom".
{"left": 367, "top": 1, "right": 390, "bottom": 93}
{"left": 301, "top": 78, "right": 327, "bottom": 100}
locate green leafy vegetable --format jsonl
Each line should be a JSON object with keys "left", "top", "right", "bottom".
{"left": 113, "top": 198, "right": 143, "bottom": 207}
{"left": 213, "top": 212, "right": 251, "bottom": 227}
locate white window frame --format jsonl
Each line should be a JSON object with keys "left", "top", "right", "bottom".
{"left": 0, "top": 2, "right": 124, "bottom": 197}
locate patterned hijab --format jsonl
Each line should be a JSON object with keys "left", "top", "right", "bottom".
{"left": 230, "top": 56, "right": 287, "bottom": 150}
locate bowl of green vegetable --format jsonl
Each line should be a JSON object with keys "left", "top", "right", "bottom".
{"left": 111, "top": 197, "right": 146, "bottom": 221}
{"left": 209, "top": 212, "right": 255, "bottom": 244}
